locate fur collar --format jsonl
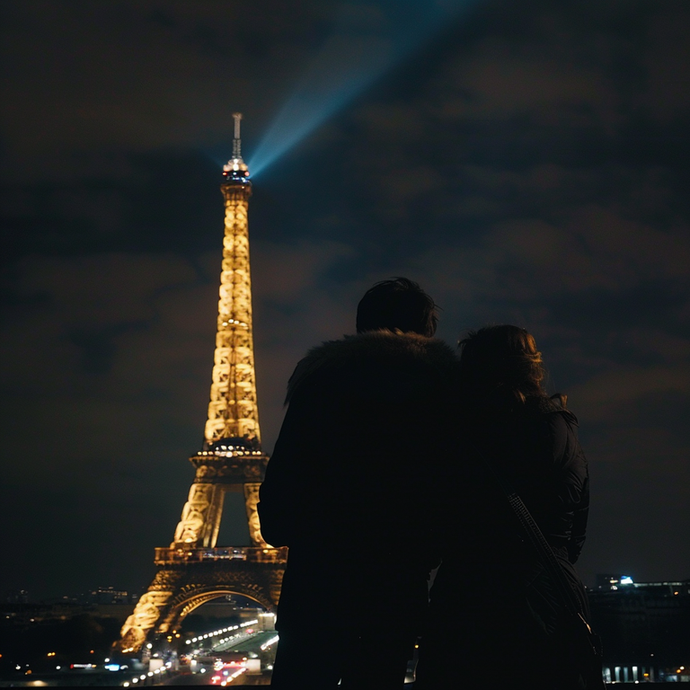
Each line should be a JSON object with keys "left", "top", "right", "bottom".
{"left": 286, "top": 329, "right": 458, "bottom": 403}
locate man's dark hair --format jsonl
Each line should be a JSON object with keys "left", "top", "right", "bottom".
{"left": 356, "top": 277, "right": 438, "bottom": 337}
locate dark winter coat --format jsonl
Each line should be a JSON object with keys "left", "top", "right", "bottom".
{"left": 258, "top": 330, "right": 459, "bottom": 684}
{"left": 416, "top": 395, "right": 590, "bottom": 688}
{"left": 259, "top": 330, "right": 458, "bottom": 552}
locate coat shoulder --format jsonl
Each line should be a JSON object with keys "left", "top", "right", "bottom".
{"left": 286, "top": 330, "right": 458, "bottom": 403}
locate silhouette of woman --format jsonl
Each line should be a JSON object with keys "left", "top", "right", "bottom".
{"left": 416, "top": 325, "right": 591, "bottom": 689}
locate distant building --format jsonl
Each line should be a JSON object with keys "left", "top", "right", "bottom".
{"left": 589, "top": 575, "right": 690, "bottom": 683}
{"left": 5, "top": 589, "right": 29, "bottom": 604}
{"left": 595, "top": 573, "right": 636, "bottom": 591}
{"left": 0, "top": 586, "right": 139, "bottom": 628}
{"left": 84, "top": 586, "right": 132, "bottom": 605}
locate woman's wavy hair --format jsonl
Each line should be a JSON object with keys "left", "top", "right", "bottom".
{"left": 458, "top": 324, "right": 548, "bottom": 407}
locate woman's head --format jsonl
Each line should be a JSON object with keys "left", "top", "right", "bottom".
{"left": 458, "top": 325, "right": 546, "bottom": 406}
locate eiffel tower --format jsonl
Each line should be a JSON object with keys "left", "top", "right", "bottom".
{"left": 117, "top": 114, "right": 287, "bottom": 654}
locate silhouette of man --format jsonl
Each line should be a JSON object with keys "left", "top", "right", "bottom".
{"left": 258, "top": 278, "right": 458, "bottom": 688}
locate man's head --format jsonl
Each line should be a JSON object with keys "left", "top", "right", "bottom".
{"left": 356, "top": 277, "right": 438, "bottom": 337}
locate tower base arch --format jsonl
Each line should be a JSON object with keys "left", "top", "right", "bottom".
{"left": 117, "top": 547, "right": 286, "bottom": 653}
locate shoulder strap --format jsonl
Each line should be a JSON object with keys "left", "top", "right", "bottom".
{"left": 482, "top": 451, "right": 587, "bottom": 623}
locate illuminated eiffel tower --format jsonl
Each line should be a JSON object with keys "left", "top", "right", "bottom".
{"left": 117, "top": 114, "right": 287, "bottom": 653}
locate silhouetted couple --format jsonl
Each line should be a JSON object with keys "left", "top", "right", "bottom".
{"left": 258, "top": 278, "right": 592, "bottom": 689}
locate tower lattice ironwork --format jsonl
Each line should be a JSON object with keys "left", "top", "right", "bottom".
{"left": 117, "top": 114, "right": 287, "bottom": 654}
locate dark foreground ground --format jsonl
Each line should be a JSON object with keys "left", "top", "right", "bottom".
{"left": 0, "top": 672, "right": 676, "bottom": 688}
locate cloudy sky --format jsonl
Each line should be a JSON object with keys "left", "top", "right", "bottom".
{"left": 1, "top": 0, "right": 689, "bottom": 599}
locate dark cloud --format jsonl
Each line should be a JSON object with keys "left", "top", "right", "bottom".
{"left": 1, "top": 0, "right": 689, "bottom": 597}
{"left": 0, "top": 1, "right": 330, "bottom": 174}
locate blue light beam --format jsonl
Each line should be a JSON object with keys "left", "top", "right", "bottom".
{"left": 248, "top": 0, "right": 473, "bottom": 177}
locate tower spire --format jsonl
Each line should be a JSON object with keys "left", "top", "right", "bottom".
{"left": 232, "top": 112, "right": 242, "bottom": 159}
{"left": 223, "top": 112, "right": 250, "bottom": 183}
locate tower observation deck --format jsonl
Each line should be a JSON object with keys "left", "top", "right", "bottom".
{"left": 117, "top": 114, "right": 287, "bottom": 654}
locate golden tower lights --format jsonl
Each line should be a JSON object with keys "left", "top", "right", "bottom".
{"left": 117, "top": 114, "right": 286, "bottom": 654}
{"left": 170, "top": 112, "right": 266, "bottom": 551}
{"left": 206, "top": 113, "right": 260, "bottom": 445}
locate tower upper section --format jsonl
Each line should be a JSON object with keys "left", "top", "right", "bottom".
{"left": 222, "top": 113, "right": 251, "bottom": 186}
{"left": 205, "top": 113, "right": 261, "bottom": 448}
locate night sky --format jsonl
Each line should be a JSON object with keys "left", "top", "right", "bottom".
{"left": 2, "top": 0, "right": 689, "bottom": 601}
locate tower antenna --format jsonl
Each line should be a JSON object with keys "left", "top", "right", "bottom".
{"left": 232, "top": 112, "right": 242, "bottom": 159}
